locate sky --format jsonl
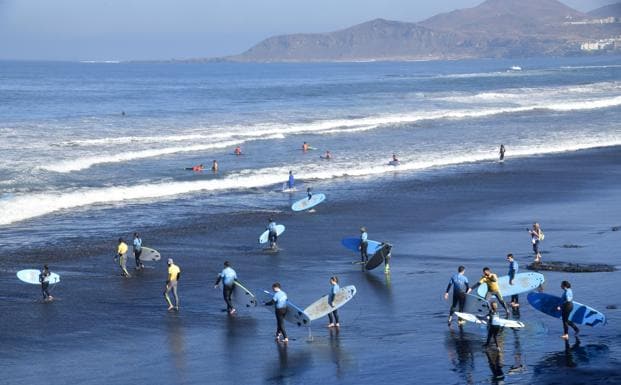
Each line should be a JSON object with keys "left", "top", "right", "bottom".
{"left": 0, "top": 0, "right": 615, "bottom": 61}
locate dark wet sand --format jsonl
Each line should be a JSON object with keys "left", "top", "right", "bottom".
{"left": 1, "top": 146, "right": 620, "bottom": 384}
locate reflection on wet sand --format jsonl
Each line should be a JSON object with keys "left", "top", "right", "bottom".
{"left": 446, "top": 328, "right": 475, "bottom": 385}
{"left": 165, "top": 315, "right": 187, "bottom": 384}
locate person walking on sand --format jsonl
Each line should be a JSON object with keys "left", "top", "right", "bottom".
{"left": 327, "top": 276, "right": 340, "bottom": 328}
{"left": 499, "top": 144, "right": 505, "bottom": 162}
{"left": 558, "top": 281, "right": 579, "bottom": 340}
{"left": 507, "top": 254, "right": 519, "bottom": 311}
{"left": 359, "top": 227, "right": 369, "bottom": 263}
{"left": 133, "top": 232, "right": 144, "bottom": 270}
{"left": 211, "top": 160, "right": 219, "bottom": 173}
{"left": 267, "top": 218, "right": 279, "bottom": 250}
{"left": 264, "top": 282, "right": 288, "bottom": 343}
{"left": 39, "top": 265, "right": 53, "bottom": 302}
{"left": 472, "top": 267, "right": 510, "bottom": 318}
{"left": 164, "top": 258, "right": 181, "bottom": 311}
{"left": 484, "top": 302, "right": 501, "bottom": 349}
{"left": 444, "top": 265, "right": 471, "bottom": 326}
{"left": 528, "top": 222, "right": 544, "bottom": 263}
{"left": 214, "top": 261, "right": 238, "bottom": 315}
{"left": 115, "top": 238, "right": 130, "bottom": 277}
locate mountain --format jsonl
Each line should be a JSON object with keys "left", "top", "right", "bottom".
{"left": 228, "top": 0, "right": 621, "bottom": 62}
{"left": 588, "top": 2, "right": 621, "bottom": 18}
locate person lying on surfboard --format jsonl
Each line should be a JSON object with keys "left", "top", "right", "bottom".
{"left": 187, "top": 164, "right": 204, "bottom": 171}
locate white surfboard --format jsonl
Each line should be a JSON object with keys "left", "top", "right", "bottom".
{"left": 261, "top": 290, "right": 311, "bottom": 327}
{"left": 233, "top": 281, "right": 258, "bottom": 309}
{"left": 454, "top": 311, "right": 486, "bottom": 325}
{"left": 291, "top": 193, "right": 326, "bottom": 212}
{"left": 259, "top": 224, "right": 286, "bottom": 244}
{"left": 454, "top": 311, "right": 525, "bottom": 328}
{"left": 304, "top": 285, "right": 357, "bottom": 321}
{"left": 476, "top": 272, "right": 544, "bottom": 297}
{"left": 139, "top": 247, "right": 161, "bottom": 262}
{"left": 17, "top": 269, "right": 60, "bottom": 285}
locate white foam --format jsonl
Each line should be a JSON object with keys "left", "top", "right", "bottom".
{"left": 2, "top": 136, "right": 620, "bottom": 226}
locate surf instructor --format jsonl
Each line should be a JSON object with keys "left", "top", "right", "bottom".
{"left": 264, "top": 282, "right": 288, "bottom": 343}
{"left": 472, "top": 267, "right": 510, "bottom": 318}
{"left": 164, "top": 258, "right": 181, "bottom": 311}
{"left": 444, "top": 265, "right": 471, "bottom": 326}
{"left": 214, "top": 261, "right": 238, "bottom": 315}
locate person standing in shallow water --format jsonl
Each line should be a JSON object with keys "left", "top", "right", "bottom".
{"left": 115, "top": 238, "right": 130, "bottom": 277}
{"left": 444, "top": 265, "right": 471, "bottom": 326}
{"left": 528, "top": 222, "right": 544, "bottom": 263}
{"left": 359, "top": 227, "right": 368, "bottom": 263}
{"left": 39, "top": 265, "right": 53, "bottom": 301}
{"left": 557, "top": 280, "right": 579, "bottom": 340}
{"left": 211, "top": 160, "right": 218, "bottom": 173}
{"left": 327, "top": 276, "right": 340, "bottom": 328}
{"left": 499, "top": 144, "right": 505, "bottom": 161}
{"left": 133, "top": 232, "right": 144, "bottom": 270}
{"left": 164, "top": 258, "right": 181, "bottom": 311}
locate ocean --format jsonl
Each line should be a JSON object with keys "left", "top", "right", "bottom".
{"left": 1, "top": 56, "right": 620, "bottom": 384}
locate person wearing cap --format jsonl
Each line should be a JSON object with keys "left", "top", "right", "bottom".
{"left": 359, "top": 227, "right": 369, "bottom": 263}
{"left": 214, "top": 261, "right": 238, "bottom": 314}
{"left": 115, "top": 238, "right": 130, "bottom": 277}
{"left": 267, "top": 218, "right": 278, "bottom": 250}
{"left": 39, "top": 265, "right": 53, "bottom": 301}
{"left": 164, "top": 258, "right": 181, "bottom": 311}
{"left": 264, "top": 282, "right": 289, "bottom": 343}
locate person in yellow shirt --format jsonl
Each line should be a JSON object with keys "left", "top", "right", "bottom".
{"left": 115, "top": 238, "right": 130, "bottom": 277}
{"left": 472, "top": 267, "right": 509, "bottom": 318}
{"left": 164, "top": 258, "right": 181, "bottom": 311}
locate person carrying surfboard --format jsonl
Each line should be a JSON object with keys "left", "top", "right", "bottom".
{"left": 359, "top": 227, "right": 369, "bottom": 263}
{"left": 214, "top": 261, "right": 238, "bottom": 315}
{"left": 264, "top": 282, "right": 288, "bottom": 343}
{"left": 472, "top": 267, "right": 510, "bottom": 318}
{"left": 39, "top": 265, "right": 53, "bottom": 302}
{"left": 557, "top": 281, "right": 579, "bottom": 340}
{"left": 507, "top": 254, "right": 519, "bottom": 311}
{"left": 287, "top": 170, "right": 295, "bottom": 190}
{"left": 267, "top": 218, "right": 279, "bottom": 250}
{"left": 528, "top": 223, "right": 544, "bottom": 263}
{"left": 133, "top": 232, "right": 144, "bottom": 270}
{"left": 444, "top": 265, "right": 472, "bottom": 326}
{"left": 164, "top": 258, "right": 181, "bottom": 311}
{"left": 483, "top": 302, "right": 501, "bottom": 349}
{"left": 115, "top": 238, "right": 130, "bottom": 277}
{"left": 327, "top": 276, "right": 340, "bottom": 328}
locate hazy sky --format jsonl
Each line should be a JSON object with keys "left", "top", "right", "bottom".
{"left": 0, "top": 0, "right": 614, "bottom": 61}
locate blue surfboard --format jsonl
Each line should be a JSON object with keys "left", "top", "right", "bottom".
{"left": 527, "top": 292, "right": 606, "bottom": 327}
{"left": 341, "top": 237, "right": 382, "bottom": 255}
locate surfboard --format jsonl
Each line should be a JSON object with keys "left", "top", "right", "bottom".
{"left": 454, "top": 312, "right": 524, "bottom": 328}
{"left": 476, "top": 272, "right": 545, "bottom": 297}
{"left": 291, "top": 193, "right": 326, "bottom": 212}
{"left": 232, "top": 281, "right": 257, "bottom": 309}
{"left": 454, "top": 311, "right": 486, "bottom": 325}
{"left": 281, "top": 183, "right": 297, "bottom": 193}
{"left": 341, "top": 237, "right": 382, "bottom": 255}
{"left": 303, "top": 285, "right": 357, "bottom": 321}
{"left": 17, "top": 269, "right": 60, "bottom": 285}
{"left": 461, "top": 293, "right": 490, "bottom": 316}
{"left": 320, "top": 156, "right": 332, "bottom": 160}
{"left": 388, "top": 160, "right": 400, "bottom": 166}
{"left": 366, "top": 243, "right": 391, "bottom": 270}
{"left": 261, "top": 290, "right": 311, "bottom": 327}
{"left": 259, "top": 224, "right": 286, "bottom": 244}
{"left": 139, "top": 247, "right": 161, "bottom": 262}
{"left": 527, "top": 292, "right": 606, "bottom": 327}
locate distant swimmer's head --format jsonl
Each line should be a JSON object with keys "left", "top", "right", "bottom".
{"left": 272, "top": 282, "right": 281, "bottom": 291}
{"left": 224, "top": 261, "right": 230, "bottom": 267}
{"left": 458, "top": 265, "right": 465, "bottom": 273}
{"left": 168, "top": 258, "right": 174, "bottom": 265}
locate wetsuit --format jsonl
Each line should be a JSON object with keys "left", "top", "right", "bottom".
{"left": 328, "top": 283, "right": 340, "bottom": 325}
{"left": 288, "top": 174, "right": 295, "bottom": 189}
{"left": 39, "top": 270, "right": 51, "bottom": 300}
{"left": 117, "top": 241, "right": 129, "bottom": 276}
{"left": 478, "top": 274, "right": 510, "bottom": 317}
{"left": 360, "top": 231, "right": 368, "bottom": 263}
{"left": 446, "top": 273, "right": 469, "bottom": 319}
{"left": 508, "top": 260, "right": 519, "bottom": 306}
{"left": 265, "top": 290, "right": 288, "bottom": 340}
{"left": 499, "top": 146, "right": 505, "bottom": 161}
{"left": 485, "top": 308, "right": 501, "bottom": 347}
{"left": 561, "top": 288, "right": 579, "bottom": 336}
{"left": 133, "top": 236, "right": 143, "bottom": 269}
{"left": 164, "top": 263, "right": 181, "bottom": 309}
{"left": 215, "top": 267, "right": 237, "bottom": 312}
{"left": 268, "top": 221, "right": 278, "bottom": 248}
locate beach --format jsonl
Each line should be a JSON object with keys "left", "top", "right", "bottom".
{"left": 2, "top": 145, "right": 620, "bottom": 385}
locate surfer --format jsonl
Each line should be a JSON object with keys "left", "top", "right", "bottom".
{"left": 528, "top": 223, "right": 544, "bottom": 263}
{"left": 392, "top": 154, "right": 399, "bottom": 162}
{"left": 133, "top": 232, "right": 144, "bottom": 270}
{"left": 323, "top": 150, "right": 332, "bottom": 159}
{"left": 507, "top": 254, "right": 519, "bottom": 311}
{"left": 359, "top": 227, "right": 368, "bottom": 263}
{"left": 288, "top": 171, "right": 295, "bottom": 189}
{"left": 214, "top": 261, "right": 238, "bottom": 315}
{"left": 483, "top": 302, "right": 501, "bottom": 349}
{"left": 499, "top": 144, "right": 505, "bottom": 162}
{"left": 39, "top": 265, "right": 53, "bottom": 301}
{"left": 264, "top": 282, "right": 288, "bottom": 343}
{"left": 557, "top": 281, "right": 579, "bottom": 340}
{"left": 306, "top": 187, "right": 313, "bottom": 200}
{"left": 444, "top": 265, "right": 471, "bottom": 326}
{"left": 234, "top": 146, "right": 242, "bottom": 156}
{"left": 302, "top": 142, "right": 309, "bottom": 152}
{"left": 472, "top": 267, "right": 510, "bottom": 318}
{"left": 211, "top": 160, "right": 218, "bottom": 173}
{"left": 115, "top": 238, "right": 130, "bottom": 277}
{"left": 327, "top": 276, "right": 340, "bottom": 328}
{"left": 191, "top": 164, "right": 204, "bottom": 172}
{"left": 164, "top": 258, "right": 181, "bottom": 311}
{"left": 268, "top": 218, "right": 278, "bottom": 250}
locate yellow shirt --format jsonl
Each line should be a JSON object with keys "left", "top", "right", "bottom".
{"left": 479, "top": 274, "right": 500, "bottom": 293}
{"left": 117, "top": 242, "right": 128, "bottom": 255}
{"left": 168, "top": 264, "right": 181, "bottom": 282}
